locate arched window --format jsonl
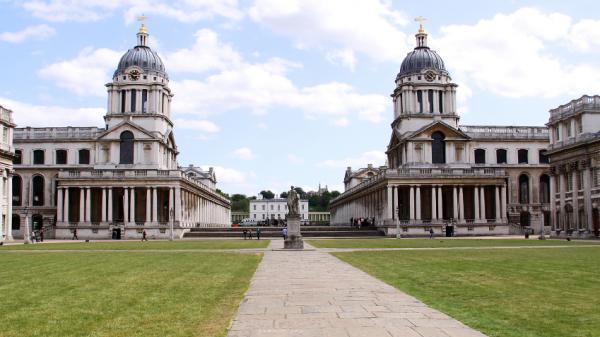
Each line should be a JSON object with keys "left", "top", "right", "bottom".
{"left": 33, "top": 150, "right": 44, "bottom": 165}
{"left": 14, "top": 149, "right": 22, "bottom": 164}
{"left": 431, "top": 131, "right": 446, "bottom": 164}
{"left": 120, "top": 131, "right": 134, "bottom": 164}
{"left": 12, "top": 175, "right": 22, "bottom": 206}
{"left": 474, "top": 149, "right": 486, "bottom": 164}
{"left": 519, "top": 174, "right": 529, "bottom": 204}
{"left": 496, "top": 149, "right": 507, "bottom": 164}
{"left": 32, "top": 175, "right": 44, "bottom": 206}
{"left": 540, "top": 174, "right": 550, "bottom": 203}
{"left": 78, "top": 149, "right": 90, "bottom": 164}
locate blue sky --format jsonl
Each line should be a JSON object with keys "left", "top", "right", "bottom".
{"left": 1, "top": 0, "right": 600, "bottom": 196}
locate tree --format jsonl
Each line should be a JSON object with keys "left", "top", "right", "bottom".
{"left": 280, "top": 192, "right": 288, "bottom": 198}
{"left": 216, "top": 189, "right": 230, "bottom": 199}
{"left": 293, "top": 187, "right": 307, "bottom": 199}
{"left": 230, "top": 194, "right": 249, "bottom": 212}
{"left": 259, "top": 190, "right": 275, "bottom": 199}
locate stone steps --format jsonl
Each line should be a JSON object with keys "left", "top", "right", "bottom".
{"left": 183, "top": 226, "right": 382, "bottom": 238}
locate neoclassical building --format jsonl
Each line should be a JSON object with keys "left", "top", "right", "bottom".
{"left": 0, "top": 105, "right": 15, "bottom": 243}
{"left": 329, "top": 24, "right": 551, "bottom": 236}
{"left": 11, "top": 24, "right": 230, "bottom": 240}
{"left": 546, "top": 95, "right": 600, "bottom": 238}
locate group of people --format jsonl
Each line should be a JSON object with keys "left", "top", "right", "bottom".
{"left": 350, "top": 217, "right": 375, "bottom": 229}
{"left": 242, "top": 228, "right": 261, "bottom": 240}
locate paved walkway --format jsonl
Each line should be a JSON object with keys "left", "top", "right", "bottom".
{"left": 227, "top": 241, "right": 488, "bottom": 337}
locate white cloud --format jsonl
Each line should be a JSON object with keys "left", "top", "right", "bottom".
{"left": 0, "top": 96, "right": 104, "bottom": 127}
{"left": 38, "top": 47, "right": 122, "bottom": 97}
{"left": 435, "top": 8, "right": 600, "bottom": 98}
{"left": 233, "top": 147, "right": 255, "bottom": 160}
{"left": 326, "top": 49, "right": 357, "bottom": 71}
{"left": 21, "top": 0, "right": 243, "bottom": 23}
{"left": 173, "top": 119, "right": 220, "bottom": 133}
{"left": 570, "top": 19, "right": 600, "bottom": 53}
{"left": 0, "top": 24, "right": 56, "bottom": 43}
{"left": 200, "top": 165, "right": 248, "bottom": 184}
{"left": 249, "top": 0, "right": 409, "bottom": 65}
{"left": 287, "top": 154, "right": 303, "bottom": 164}
{"left": 318, "top": 150, "right": 386, "bottom": 169}
{"left": 257, "top": 122, "right": 268, "bottom": 129}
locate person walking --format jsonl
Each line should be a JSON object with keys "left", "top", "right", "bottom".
{"left": 242, "top": 229, "right": 248, "bottom": 240}
{"left": 256, "top": 228, "right": 261, "bottom": 240}
{"left": 282, "top": 227, "right": 287, "bottom": 240}
{"left": 72, "top": 228, "right": 78, "bottom": 240}
{"left": 141, "top": 229, "right": 148, "bottom": 241}
{"left": 429, "top": 228, "right": 434, "bottom": 239}
{"left": 248, "top": 229, "right": 253, "bottom": 239}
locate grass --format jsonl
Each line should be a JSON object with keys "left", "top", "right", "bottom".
{"left": 0, "top": 252, "right": 261, "bottom": 337}
{"left": 0, "top": 239, "right": 270, "bottom": 250}
{"left": 306, "top": 237, "right": 599, "bottom": 249}
{"left": 334, "top": 246, "right": 600, "bottom": 337}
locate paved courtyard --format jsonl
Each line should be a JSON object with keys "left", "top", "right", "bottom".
{"left": 227, "top": 240, "right": 488, "bottom": 337}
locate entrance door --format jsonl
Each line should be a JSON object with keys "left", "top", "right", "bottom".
{"left": 445, "top": 225, "right": 454, "bottom": 237}
{"left": 112, "top": 228, "right": 122, "bottom": 240}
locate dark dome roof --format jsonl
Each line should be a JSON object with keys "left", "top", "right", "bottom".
{"left": 114, "top": 45, "right": 168, "bottom": 79}
{"left": 396, "top": 47, "right": 448, "bottom": 80}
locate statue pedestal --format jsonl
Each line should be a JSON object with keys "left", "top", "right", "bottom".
{"left": 284, "top": 215, "right": 304, "bottom": 249}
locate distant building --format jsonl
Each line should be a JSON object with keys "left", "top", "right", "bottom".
{"left": 250, "top": 196, "right": 309, "bottom": 223}
{"left": 308, "top": 211, "right": 330, "bottom": 225}
{"left": 0, "top": 105, "right": 15, "bottom": 242}
{"left": 231, "top": 211, "right": 249, "bottom": 224}
{"left": 546, "top": 95, "right": 600, "bottom": 238}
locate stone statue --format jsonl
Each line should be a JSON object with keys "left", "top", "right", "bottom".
{"left": 287, "top": 186, "right": 299, "bottom": 216}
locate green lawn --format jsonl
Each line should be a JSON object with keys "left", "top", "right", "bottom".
{"left": 307, "top": 238, "right": 598, "bottom": 249}
{"left": 0, "top": 252, "right": 261, "bottom": 337}
{"left": 334, "top": 247, "right": 600, "bottom": 337}
{"left": 0, "top": 239, "right": 270, "bottom": 250}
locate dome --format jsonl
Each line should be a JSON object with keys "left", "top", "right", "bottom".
{"left": 396, "top": 47, "right": 448, "bottom": 80}
{"left": 114, "top": 45, "right": 167, "bottom": 79}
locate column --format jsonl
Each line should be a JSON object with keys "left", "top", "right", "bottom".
{"left": 152, "top": 187, "right": 158, "bottom": 223}
{"left": 437, "top": 186, "right": 443, "bottom": 220}
{"left": 584, "top": 168, "right": 593, "bottom": 231}
{"left": 431, "top": 186, "right": 437, "bottom": 220}
{"left": 56, "top": 187, "right": 63, "bottom": 223}
{"left": 168, "top": 187, "right": 174, "bottom": 222}
{"left": 572, "top": 170, "right": 579, "bottom": 229}
{"left": 549, "top": 175, "right": 557, "bottom": 229}
{"left": 64, "top": 188, "right": 70, "bottom": 224}
{"left": 175, "top": 187, "right": 181, "bottom": 222}
{"left": 6, "top": 174, "right": 12, "bottom": 240}
{"left": 101, "top": 188, "right": 107, "bottom": 222}
{"left": 392, "top": 185, "right": 397, "bottom": 220}
{"left": 123, "top": 187, "right": 129, "bottom": 224}
{"left": 409, "top": 186, "right": 415, "bottom": 220}
{"left": 146, "top": 188, "right": 151, "bottom": 223}
{"left": 559, "top": 173, "right": 566, "bottom": 229}
{"left": 415, "top": 185, "right": 421, "bottom": 221}
{"left": 474, "top": 186, "right": 480, "bottom": 221}
{"left": 501, "top": 184, "right": 507, "bottom": 222}
{"left": 79, "top": 187, "right": 85, "bottom": 223}
{"left": 452, "top": 186, "right": 458, "bottom": 220}
{"left": 495, "top": 186, "right": 501, "bottom": 221}
{"left": 130, "top": 187, "right": 136, "bottom": 223}
{"left": 459, "top": 186, "right": 465, "bottom": 222}
{"left": 480, "top": 186, "right": 487, "bottom": 221}
{"left": 85, "top": 187, "right": 91, "bottom": 223}
{"left": 107, "top": 188, "right": 113, "bottom": 222}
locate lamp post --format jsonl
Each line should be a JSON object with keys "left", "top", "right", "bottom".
{"left": 23, "top": 205, "right": 31, "bottom": 244}
{"left": 169, "top": 207, "right": 174, "bottom": 241}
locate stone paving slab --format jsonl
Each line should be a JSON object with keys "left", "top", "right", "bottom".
{"left": 227, "top": 240, "right": 489, "bottom": 337}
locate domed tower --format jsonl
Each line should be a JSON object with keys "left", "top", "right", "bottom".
{"left": 391, "top": 20, "right": 458, "bottom": 133}
{"left": 105, "top": 20, "right": 174, "bottom": 138}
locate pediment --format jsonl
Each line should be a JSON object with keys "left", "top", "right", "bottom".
{"left": 95, "top": 121, "right": 159, "bottom": 141}
{"left": 407, "top": 121, "right": 471, "bottom": 140}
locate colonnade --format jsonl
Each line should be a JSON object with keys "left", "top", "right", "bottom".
{"left": 551, "top": 163, "right": 596, "bottom": 231}
{"left": 0, "top": 169, "right": 12, "bottom": 240}
{"left": 394, "top": 87, "right": 457, "bottom": 117}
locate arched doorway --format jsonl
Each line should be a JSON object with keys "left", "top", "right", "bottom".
{"left": 431, "top": 131, "right": 446, "bottom": 164}
{"left": 539, "top": 174, "right": 550, "bottom": 203}
{"left": 520, "top": 211, "right": 530, "bottom": 227}
{"left": 32, "top": 175, "right": 44, "bottom": 206}
{"left": 12, "top": 175, "right": 22, "bottom": 206}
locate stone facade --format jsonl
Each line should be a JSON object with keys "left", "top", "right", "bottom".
{"left": 250, "top": 198, "right": 309, "bottom": 224}
{"left": 11, "top": 25, "right": 230, "bottom": 240}
{"left": 329, "top": 26, "right": 550, "bottom": 237}
{"left": 546, "top": 95, "right": 600, "bottom": 238}
{"left": 0, "top": 105, "right": 15, "bottom": 242}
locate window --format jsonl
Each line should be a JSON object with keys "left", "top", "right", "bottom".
{"left": 121, "top": 90, "right": 126, "bottom": 113}
{"left": 33, "top": 150, "right": 44, "bottom": 165}
{"left": 577, "top": 116, "right": 583, "bottom": 133}
{"left": 262, "top": 214, "right": 265, "bottom": 219}
{"left": 14, "top": 150, "right": 22, "bottom": 164}
{"left": 567, "top": 173, "right": 573, "bottom": 191}
{"left": 270, "top": 205, "right": 273, "bottom": 210}
{"left": 2, "top": 127, "right": 7, "bottom": 143}
{"left": 32, "top": 175, "right": 44, "bottom": 206}
{"left": 555, "top": 126, "right": 561, "bottom": 141}
{"left": 79, "top": 149, "right": 90, "bottom": 164}
{"left": 253, "top": 205, "right": 256, "bottom": 210}
{"left": 519, "top": 174, "right": 529, "bottom": 204}
{"left": 567, "top": 120, "right": 572, "bottom": 137}
{"left": 417, "top": 90, "right": 423, "bottom": 113}
{"left": 595, "top": 168, "right": 600, "bottom": 187}
{"left": 538, "top": 150, "right": 549, "bottom": 164}
{"left": 438, "top": 92, "right": 443, "bottom": 113}
{"left": 130, "top": 89, "right": 137, "bottom": 112}
{"left": 262, "top": 205, "right": 265, "bottom": 210}
{"left": 540, "top": 174, "right": 550, "bottom": 203}
{"left": 142, "top": 89, "right": 148, "bottom": 112}
{"left": 253, "top": 214, "right": 256, "bottom": 218}
{"left": 428, "top": 90, "right": 434, "bottom": 113}
{"left": 474, "top": 149, "right": 486, "bottom": 164}
{"left": 496, "top": 149, "right": 507, "bottom": 164}
{"left": 12, "top": 175, "right": 22, "bottom": 206}
{"left": 12, "top": 214, "right": 20, "bottom": 230}
{"left": 431, "top": 131, "right": 446, "bottom": 164}
{"left": 518, "top": 149, "right": 528, "bottom": 164}
{"left": 56, "top": 150, "right": 67, "bottom": 164}
{"left": 119, "top": 131, "right": 134, "bottom": 164}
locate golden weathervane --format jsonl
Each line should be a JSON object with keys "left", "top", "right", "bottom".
{"left": 137, "top": 14, "right": 146, "bottom": 33}
{"left": 414, "top": 16, "right": 427, "bottom": 33}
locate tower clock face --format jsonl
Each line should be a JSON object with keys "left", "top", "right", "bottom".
{"left": 128, "top": 69, "right": 141, "bottom": 81}
{"left": 424, "top": 71, "right": 436, "bottom": 82}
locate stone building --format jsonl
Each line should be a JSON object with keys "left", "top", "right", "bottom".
{"left": 250, "top": 197, "right": 309, "bottom": 224}
{"left": 329, "top": 24, "right": 550, "bottom": 236}
{"left": 0, "top": 105, "right": 15, "bottom": 243}
{"left": 546, "top": 95, "right": 600, "bottom": 238}
{"left": 11, "top": 24, "right": 230, "bottom": 240}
